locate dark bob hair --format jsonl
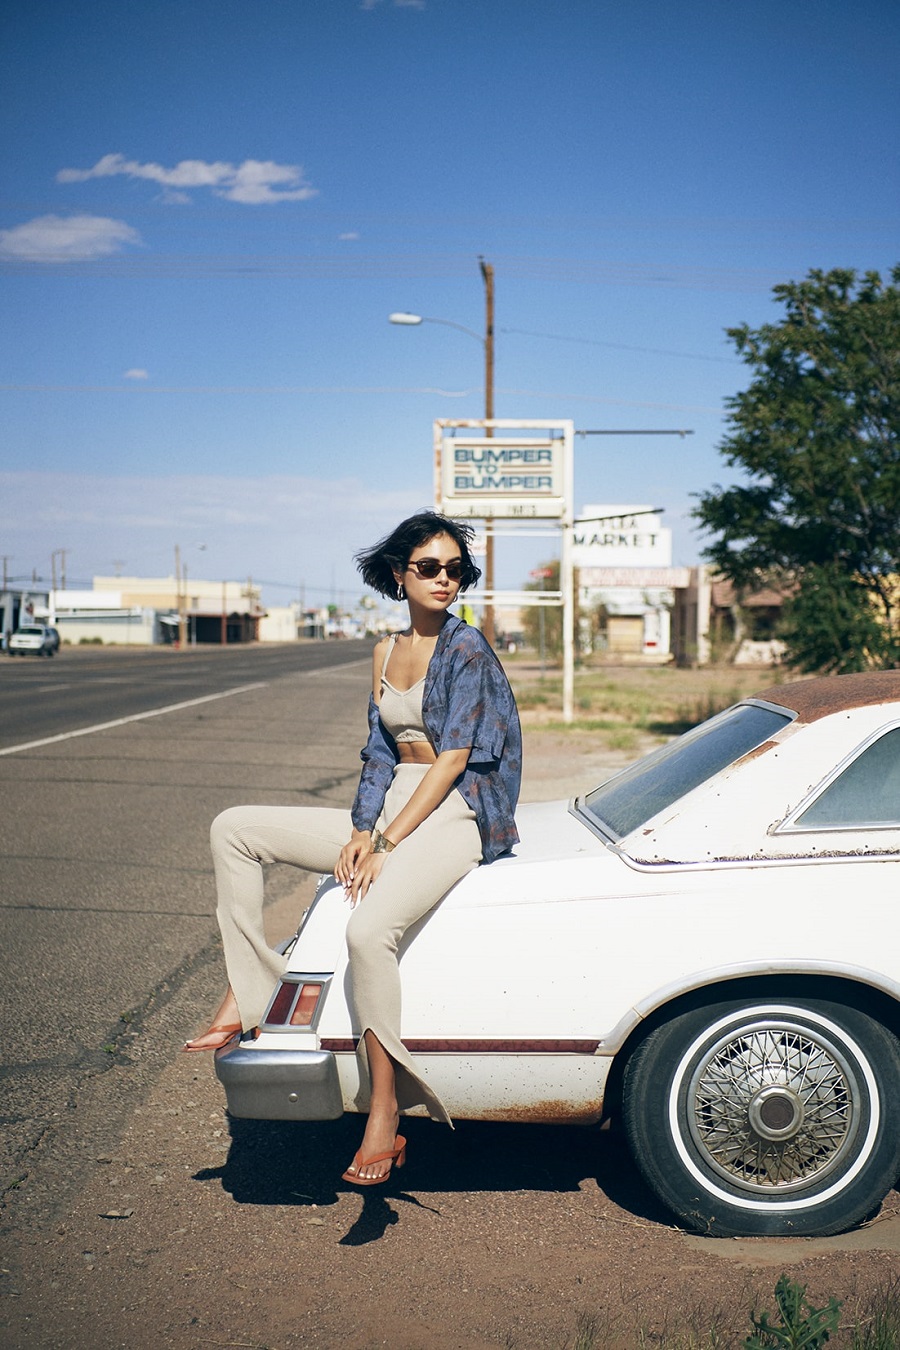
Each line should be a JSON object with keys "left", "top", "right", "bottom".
{"left": 355, "top": 511, "right": 482, "bottom": 598}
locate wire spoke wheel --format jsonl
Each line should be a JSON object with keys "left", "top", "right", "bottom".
{"left": 684, "top": 1017, "right": 860, "bottom": 1194}
{"left": 623, "top": 997, "right": 900, "bottom": 1236}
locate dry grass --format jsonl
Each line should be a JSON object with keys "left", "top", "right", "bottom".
{"left": 502, "top": 657, "right": 782, "bottom": 753}
{"left": 556, "top": 1271, "right": 900, "bottom": 1349}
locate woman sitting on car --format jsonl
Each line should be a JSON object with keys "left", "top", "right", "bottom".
{"left": 185, "top": 511, "right": 522, "bottom": 1186}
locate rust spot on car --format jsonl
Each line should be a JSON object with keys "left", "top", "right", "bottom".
{"left": 734, "top": 738, "right": 780, "bottom": 764}
{"left": 755, "top": 671, "right": 900, "bottom": 722}
{"left": 474, "top": 1099, "right": 603, "bottom": 1126}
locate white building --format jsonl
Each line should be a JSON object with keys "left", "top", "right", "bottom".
{"left": 573, "top": 505, "right": 689, "bottom": 660}
{"left": 50, "top": 589, "right": 159, "bottom": 646}
{"left": 47, "top": 576, "right": 266, "bottom": 646}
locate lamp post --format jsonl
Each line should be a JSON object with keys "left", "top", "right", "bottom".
{"left": 174, "top": 542, "right": 207, "bottom": 649}
{"left": 174, "top": 544, "right": 187, "bottom": 649}
{"left": 389, "top": 257, "right": 497, "bottom": 646}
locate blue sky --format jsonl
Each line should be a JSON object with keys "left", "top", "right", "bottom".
{"left": 2, "top": 0, "right": 898, "bottom": 608}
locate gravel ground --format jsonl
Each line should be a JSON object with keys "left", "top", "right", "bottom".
{"left": 2, "top": 714, "right": 899, "bottom": 1349}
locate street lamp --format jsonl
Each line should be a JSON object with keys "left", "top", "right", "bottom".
{"left": 388, "top": 258, "right": 497, "bottom": 645}
{"left": 174, "top": 542, "right": 207, "bottom": 649}
{"left": 388, "top": 312, "right": 483, "bottom": 344}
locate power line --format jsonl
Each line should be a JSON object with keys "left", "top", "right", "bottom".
{"left": 576, "top": 429, "right": 695, "bottom": 437}
{"left": 501, "top": 325, "right": 739, "bottom": 364}
{"left": 0, "top": 251, "right": 784, "bottom": 292}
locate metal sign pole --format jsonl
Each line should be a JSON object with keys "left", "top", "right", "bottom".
{"left": 561, "top": 421, "right": 575, "bottom": 724}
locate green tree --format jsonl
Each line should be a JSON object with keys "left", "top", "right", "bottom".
{"left": 522, "top": 560, "right": 562, "bottom": 659}
{"left": 694, "top": 266, "right": 900, "bottom": 672}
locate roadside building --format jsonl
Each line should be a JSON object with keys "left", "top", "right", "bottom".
{"left": 0, "top": 584, "right": 52, "bottom": 649}
{"left": 258, "top": 604, "right": 302, "bottom": 642}
{"left": 41, "top": 577, "right": 267, "bottom": 646}
{"left": 92, "top": 575, "right": 266, "bottom": 645}
{"left": 570, "top": 506, "right": 790, "bottom": 667}
{"left": 50, "top": 590, "right": 158, "bottom": 646}
{"left": 573, "top": 505, "right": 686, "bottom": 661}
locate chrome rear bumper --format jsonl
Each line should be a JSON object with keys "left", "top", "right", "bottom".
{"left": 214, "top": 1042, "right": 344, "bottom": 1120}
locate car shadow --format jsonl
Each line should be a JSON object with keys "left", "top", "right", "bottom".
{"left": 192, "top": 1113, "right": 674, "bottom": 1241}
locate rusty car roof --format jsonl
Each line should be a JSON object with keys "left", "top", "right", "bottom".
{"left": 750, "top": 670, "right": 900, "bottom": 722}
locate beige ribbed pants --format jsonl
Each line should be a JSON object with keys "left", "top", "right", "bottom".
{"left": 210, "top": 765, "right": 482, "bottom": 1123}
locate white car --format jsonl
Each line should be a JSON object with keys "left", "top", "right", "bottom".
{"left": 8, "top": 624, "right": 59, "bottom": 656}
{"left": 216, "top": 672, "right": 900, "bottom": 1238}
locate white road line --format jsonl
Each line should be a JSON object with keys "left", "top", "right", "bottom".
{"left": 0, "top": 682, "right": 268, "bottom": 757}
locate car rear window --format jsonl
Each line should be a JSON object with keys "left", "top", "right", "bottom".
{"left": 792, "top": 725, "right": 900, "bottom": 828}
{"left": 580, "top": 702, "right": 792, "bottom": 841}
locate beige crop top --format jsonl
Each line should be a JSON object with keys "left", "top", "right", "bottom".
{"left": 378, "top": 634, "right": 430, "bottom": 744}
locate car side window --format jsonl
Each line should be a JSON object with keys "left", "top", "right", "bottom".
{"left": 794, "top": 726, "right": 900, "bottom": 828}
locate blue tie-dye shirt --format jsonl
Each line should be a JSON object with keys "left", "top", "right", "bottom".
{"left": 350, "top": 615, "right": 522, "bottom": 863}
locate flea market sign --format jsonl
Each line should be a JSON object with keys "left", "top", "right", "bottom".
{"left": 435, "top": 418, "right": 572, "bottom": 520}
{"left": 573, "top": 506, "right": 672, "bottom": 568}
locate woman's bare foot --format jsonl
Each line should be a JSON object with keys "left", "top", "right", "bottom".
{"left": 343, "top": 1106, "right": 403, "bottom": 1184}
{"left": 342, "top": 1030, "right": 402, "bottom": 1182}
{"left": 183, "top": 987, "right": 243, "bottom": 1052}
{"left": 354, "top": 1107, "right": 401, "bottom": 1180}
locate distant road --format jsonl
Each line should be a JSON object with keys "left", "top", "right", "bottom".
{"left": 0, "top": 641, "right": 374, "bottom": 752}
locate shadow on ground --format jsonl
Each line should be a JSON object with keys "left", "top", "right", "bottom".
{"left": 192, "top": 1113, "right": 673, "bottom": 1240}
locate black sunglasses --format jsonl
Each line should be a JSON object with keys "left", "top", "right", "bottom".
{"left": 406, "top": 557, "right": 464, "bottom": 581}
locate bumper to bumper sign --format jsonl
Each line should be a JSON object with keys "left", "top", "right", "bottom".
{"left": 214, "top": 1044, "right": 344, "bottom": 1121}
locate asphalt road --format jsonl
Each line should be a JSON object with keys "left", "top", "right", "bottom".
{"left": 0, "top": 641, "right": 375, "bottom": 1216}
{"left": 0, "top": 639, "right": 374, "bottom": 751}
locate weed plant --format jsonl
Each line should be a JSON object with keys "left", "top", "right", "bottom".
{"left": 557, "top": 1272, "right": 900, "bottom": 1349}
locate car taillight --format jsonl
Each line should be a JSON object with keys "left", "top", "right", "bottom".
{"left": 262, "top": 977, "right": 329, "bottom": 1029}
{"left": 290, "top": 983, "right": 323, "bottom": 1025}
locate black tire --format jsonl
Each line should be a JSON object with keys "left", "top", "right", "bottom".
{"left": 622, "top": 997, "right": 900, "bottom": 1237}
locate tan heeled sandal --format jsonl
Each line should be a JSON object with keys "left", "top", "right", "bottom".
{"left": 341, "top": 1135, "right": 407, "bottom": 1187}
{"left": 182, "top": 1022, "right": 243, "bottom": 1053}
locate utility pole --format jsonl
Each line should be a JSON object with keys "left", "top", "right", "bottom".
{"left": 479, "top": 257, "right": 496, "bottom": 648}
{"left": 175, "top": 544, "right": 187, "bottom": 649}
{"left": 50, "top": 550, "right": 68, "bottom": 592}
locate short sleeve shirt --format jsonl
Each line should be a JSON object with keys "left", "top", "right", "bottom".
{"left": 350, "top": 615, "right": 522, "bottom": 863}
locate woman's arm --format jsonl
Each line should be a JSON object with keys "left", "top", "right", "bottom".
{"left": 378, "top": 747, "right": 470, "bottom": 848}
{"left": 336, "top": 638, "right": 392, "bottom": 886}
{"left": 370, "top": 636, "right": 388, "bottom": 707}
{"left": 343, "top": 746, "right": 470, "bottom": 905}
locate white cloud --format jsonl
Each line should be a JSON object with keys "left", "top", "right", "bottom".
{"left": 0, "top": 214, "right": 141, "bottom": 263}
{"left": 57, "top": 154, "right": 318, "bottom": 205}
{"left": 123, "top": 369, "right": 149, "bottom": 380}
{"left": 339, "top": 231, "right": 361, "bottom": 241}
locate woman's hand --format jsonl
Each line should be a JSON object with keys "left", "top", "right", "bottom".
{"left": 344, "top": 849, "right": 387, "bottom": 907}
{"left": 336, "top": 830, "right": 390, "bottom": 905}
{"left": 335, "top": 829, "right": 372, "bottom": 888}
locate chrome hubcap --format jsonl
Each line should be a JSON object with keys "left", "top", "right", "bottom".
{"left": 686, "top": 1019, "right": 862, "bottom": 1194}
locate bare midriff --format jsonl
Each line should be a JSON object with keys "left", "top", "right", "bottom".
{"left": 397, "top": 742, "right": 437, "bottom": 765}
